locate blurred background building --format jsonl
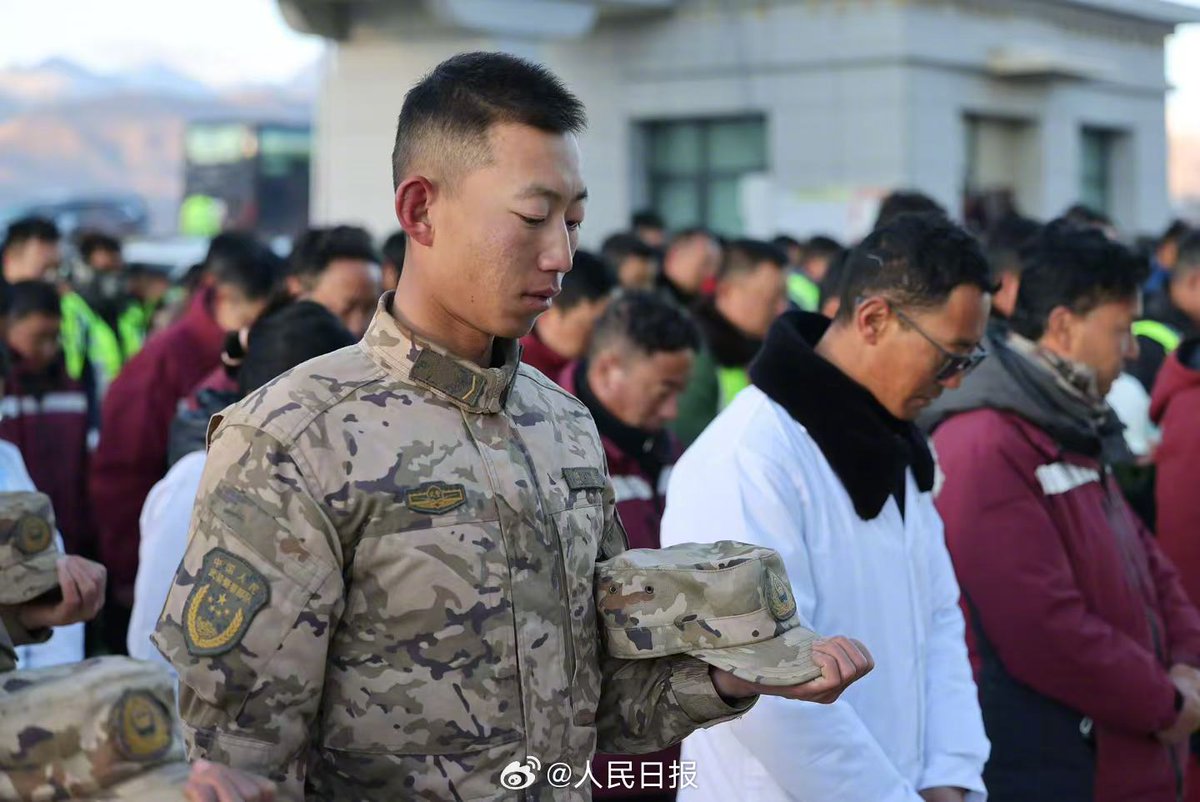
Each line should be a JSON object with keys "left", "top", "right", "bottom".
{"left": 282, "top": 0, "right": 1200, "bottom": 242}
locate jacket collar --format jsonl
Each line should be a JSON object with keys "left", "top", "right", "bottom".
{"left": 749, "top": 311, "right": 935, "bottom": 521}
{"left": 361, "top": 291, "right": 521, "bottom": 415}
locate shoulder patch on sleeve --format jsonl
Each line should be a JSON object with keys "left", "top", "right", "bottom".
{"left": 183, "top": 548, "right": 270, "bottom": 656}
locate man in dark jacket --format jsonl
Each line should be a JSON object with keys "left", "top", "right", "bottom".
{"left": 1130, "top": 229, "right": 1200, "bottom": 392}
{"left": 88, "top": 233, "right": 281, "bottom": 653}
{"left": 925, "top": 219, "right": 1200, "bottom": 802}
{"left": 672, "top": 239, "right": 787, "bottom": 445}
{"left": 560, "top": 289, "right": 700, "bottom": 801}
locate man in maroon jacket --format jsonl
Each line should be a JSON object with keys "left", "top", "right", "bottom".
{"left": 924, "top": 219, "right": 1200, "bottom": 802}
{"left": 560, "top": 290, "right": 700, "bottom": 801}
{"left": 1, "top": 281, "right": 93, "bottom": 556}
{"left": 88, "top": 233, "right": 281, "bottom": 653}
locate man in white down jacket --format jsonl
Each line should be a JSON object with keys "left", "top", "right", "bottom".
{"left": 661, "top": 212, "right": 991, "bottom": 802}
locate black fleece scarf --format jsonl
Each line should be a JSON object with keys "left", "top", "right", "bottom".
{"left": 749, "top": 311, "right": 935, "bottom": 521}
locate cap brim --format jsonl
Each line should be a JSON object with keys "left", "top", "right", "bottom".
{"left": 98, "top": 760, "right": 190, "bottom": 801}
{"left": 0, "top": 549, "right": 59, "bottom": 605}
{"left": 690, "top": 625, "right": 822, "bottom": 687}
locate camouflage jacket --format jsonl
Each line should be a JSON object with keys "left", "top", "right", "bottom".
{"left": 153, "top": 293, "right": 751, "bottom": 801}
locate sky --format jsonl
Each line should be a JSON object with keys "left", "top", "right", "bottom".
{"left": 0, "top": 0, "right": 325, "bottom": 87}
{"left": 1, "top": 0, "right": 1200, "bottom": 126}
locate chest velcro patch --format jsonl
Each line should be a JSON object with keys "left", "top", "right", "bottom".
{"left": 563, "top": 467, "right": 606, "bottom": 491}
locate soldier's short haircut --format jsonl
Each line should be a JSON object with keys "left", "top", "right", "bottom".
{"left": 205, "top": 232, "right": 284, "bottom": 302}
{"left": 589, "top": 290, "right": 701, "bottom": 361}
{"left": 836, "top": 212, "right": 990, "bottom": 321}
{"left": 557, "top": 250, "right": 616, "bottom": 312}
{"left": 392, "top": 51, "right": 587, "bottom": 192}
{"left": 717, "top": 239, "right": 787, "bottom": 284}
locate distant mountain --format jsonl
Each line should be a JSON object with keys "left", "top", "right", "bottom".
{"left": 0, "top": 58, "right": 315, "bottom": 235}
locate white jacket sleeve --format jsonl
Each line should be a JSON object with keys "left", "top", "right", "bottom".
{"left": 128, "top": 453, "right": 207, "bottom": 667}
{"left": 917, "top": 506, "right": 989, "bottom": 800}
{"left": 663, "top": 447, "right": 924, "bottom": 802}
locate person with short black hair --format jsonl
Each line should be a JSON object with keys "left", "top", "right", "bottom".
{"left": 284, "top": 225, "right": 381, "bottom": 337}
{"left": 983, "top": 215, "right": 1041, "bottom": 320}
{"left": 380, "top": 230, "right": 407, "bottom": 292}
{"left": 659, "top": 227, "right": 721, "bottom": 307}
{"left": 1061, "top": 202, "right": 1118, "bottom": 239}
{"left": 872, "top": 189, "right": 947, "bottom": 231}
{"left": 925, "top": 218, "right": 1200, "bottom": 802}
{"left": 784, "top": 234, "right": 842, "bottom": 312}
{"left": 128, "top": 300, "right": 356, "bottom": 668}
{"left": 519, "top": 248, "right": 617, "bottom": 379}
{"left": 564, "top": 291, "right": 701, "bottom": 801}
{"left": 90, "top": 232, "right": 283, "bottom": 654}
{"left": 632, "top": 209, "right": 666, "bottom": 248}
{"left": 664, "top": 211, "right": 990, "bottom": 802}
{"left": 77, "top": 232, "right": 122, "bottom": 274}
{"left": 1130, "top": 228, "right": 1200, "bottom": 391}
{"left": 672, "top": 239, "right": 787, "bottom": 445}
{"left": 0, "top": 281, "right": 94, "bottom": 559}
{"left": 601, "top": 231, "right": 658, "bottom": 291}
{"left": 1, "top": 217, "right": 61, "bottom": 285}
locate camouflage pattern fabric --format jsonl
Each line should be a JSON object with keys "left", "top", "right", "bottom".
{"left": 0, "top": 492, "right": 61, "bottom": 673}
{"left": 597, "top": 541, "right": 822, "bottom": 687}
{"left": 0, "top": 656, "right": 188, "bottom": 800}
{"left": 153, "top": 292, "right": 753, "bottom": 801}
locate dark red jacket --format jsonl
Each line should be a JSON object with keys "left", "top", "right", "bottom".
{"left": 89, "top": 288, "right": 226, "bottom": 606}
{"left": 520, "top": 329, "right": 570, "bottom": 382}
{"left": 0, "top": 354, "right": 93, "bottom": 555}
{"left": 934, "top": 408, "right": 1200, "bottom": 802}
{"left": 561, "top": 363, "right": 681, "bottom": 799}
{"left": 1153, "top": 340, "right": 1200, "bottom": 610}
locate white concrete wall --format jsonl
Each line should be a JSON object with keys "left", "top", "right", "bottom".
{"left": 310, "top": 0, "right": 1177, "bottom": 242}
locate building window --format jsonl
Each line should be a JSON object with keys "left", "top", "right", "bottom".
{"left": 642, "top": 117, "right": 767, "bottom": 236}
{"left": 1080, "top": 127, "right": 1115, "bottom": 215}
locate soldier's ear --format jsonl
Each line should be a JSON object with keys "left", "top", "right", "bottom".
{"left": 395, "top": 177, "right": 436, "bottom": 248}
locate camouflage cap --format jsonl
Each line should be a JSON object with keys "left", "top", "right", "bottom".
{"left": 596, "top": 541, "right": 822, "bottom": 687}
{"left": 0, "top": 492, "right": 60, "bottom": 605}
{"left": 0, "top": 656, "right": 187, "bottom": 801}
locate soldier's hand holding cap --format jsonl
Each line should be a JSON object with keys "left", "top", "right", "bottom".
{"left": 597, "top": 541, "right": 873, "bottom": 705}
{"left": 184, "top": 760, "right": 276, "bottom": 802}
{"left": 709, "top": 636, "right": 873, "bottom": 704}
{"left": 18, "top": 555, "right": 107, "bottom": 631}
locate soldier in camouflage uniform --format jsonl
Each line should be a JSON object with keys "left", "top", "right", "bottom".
{"left": 153, "top": 52, "right": 872, "bottom": 801}
{"left": 0, "top": 491, "right": 105, "bottom": 673}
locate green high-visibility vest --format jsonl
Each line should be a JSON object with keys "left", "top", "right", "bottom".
{"left": 717, "top": 365, "right": 751, "bottom": 409}
{"left": 1132, "top": 320, "right": 1182, "bottom": 354}
{"left": 60, "top": 294, "right": 151, "bottom": 388}
{"left": 788, "top": 272, "right": 820, "bottom": 312}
